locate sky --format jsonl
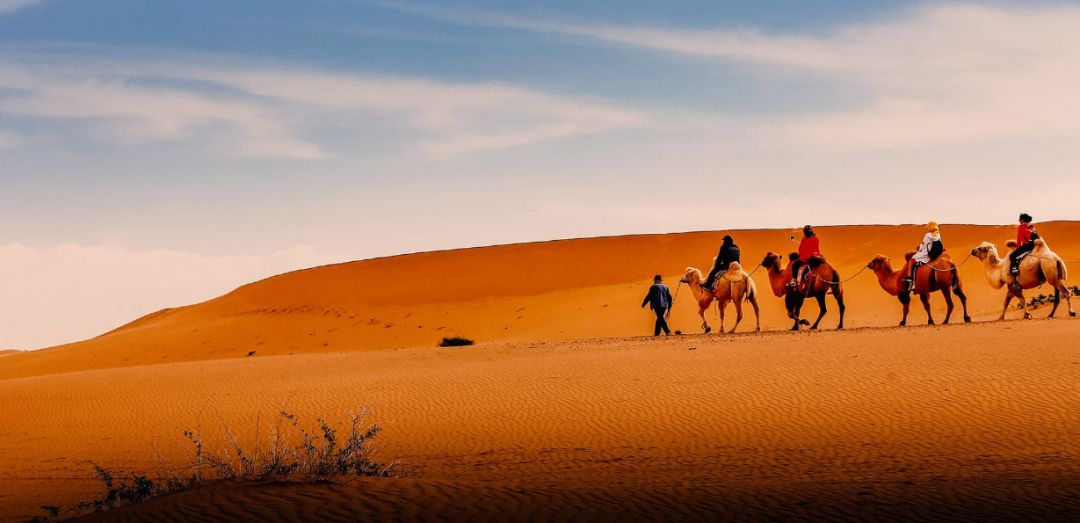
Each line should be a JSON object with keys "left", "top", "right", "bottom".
{"left": 2, "top": 0, "right": 1080, "bottom": 348}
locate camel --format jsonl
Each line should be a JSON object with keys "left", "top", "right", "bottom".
{"left": 760, "top": 252, "right": 846, "bottom": 331}
{"left": 970, "top": 239, "right": 1075, "bottom": 320}
{"left": 680, "top": 263, "right": 761, "bottom": 334}
{"left": 866, "top": 253, "right": 971, "bottom": 326}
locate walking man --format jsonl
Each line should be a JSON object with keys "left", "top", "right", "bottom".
{"left": 641, "top": 274, "right": 674, "bottom": 336}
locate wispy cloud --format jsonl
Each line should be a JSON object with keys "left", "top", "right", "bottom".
{"left": 0, "top": 53, "right": 646, "bottom": 158}
{"left": 0, "top": 0, "right": 41, "bottom": 14}
{"left": 388, "top": 3, "right": 1080, "bottom": 150}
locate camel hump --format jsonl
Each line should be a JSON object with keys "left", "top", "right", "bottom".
{"left": 727, "top": 261, "right": 743, "bottom": 273}
{"left": 903, "top": 251, "right": 915, "bottom": 262}
{"left": 1006, "top": 239, "right": 1018, "bottom": 248}
{"left": 1033, "top": 238, "right": 1049, "bottom": 251}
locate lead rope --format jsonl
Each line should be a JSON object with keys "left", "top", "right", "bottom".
{"left": 924, "top": 251, "right": 973, "bottom": 272}
{"left": 668, "top": 281, "right": 682, "bottom": 320}
{"left": 805, "top": 264, "right": 871, "bottom": 286}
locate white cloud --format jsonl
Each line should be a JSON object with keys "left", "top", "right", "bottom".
{"left": 0, "top": 55, "right": 646, "bottom": 158}
{"left": 393, "top": 3, "right": 1080, "bottom": 150}
{"left": 0, "top": 0, "right": 41, "bottom": 14}
{"left": 0, "top": 242, "right": 344, "bottom": 349}
{"left": 182, "top": 66, "right": 647, "bottom": 157}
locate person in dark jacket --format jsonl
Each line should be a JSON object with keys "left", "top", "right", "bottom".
{"left": 702, "top": 235, "right": 741, "bottom": 292}
{"left": 1009, "top": 213, "right": 1039, "bottom": 275}
{"left": 641, "top": 274, "right": 674, "bottom": 336}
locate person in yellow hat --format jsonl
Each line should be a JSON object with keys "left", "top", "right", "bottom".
{"left": 905, "top": 221, "right": 942, "bottom": 292}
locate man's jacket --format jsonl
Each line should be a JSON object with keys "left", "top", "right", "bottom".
{"left": 717, "top": 244, "right": 741, "bottom": 269}
{"left": 642, "top": 283, "right": 673, "bottom": 310}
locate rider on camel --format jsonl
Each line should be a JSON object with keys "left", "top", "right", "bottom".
{"left": 790, "top": 225, "right": 821, "bottom": 287}
{"left": 1009, "top": 213, "right": 1038, "bottom": 276}
{"left": 905, "top": 221, "right": 943, "bottom": 292}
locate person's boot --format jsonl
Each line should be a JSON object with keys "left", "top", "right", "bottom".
{"left": 902, "top": 278, "right": 913, "bottom": 292}
{"left": 1010, "top": 263, "right": 1020, "bottom": 275}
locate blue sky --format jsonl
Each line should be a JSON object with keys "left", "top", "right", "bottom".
{"left": 2, "top": 0, "right": 1079, "bottom": 348}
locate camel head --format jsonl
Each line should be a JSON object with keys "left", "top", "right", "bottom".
{"left": 681, "top": 267, "right": 704, "bottom": 286}
{"left": 970, "top": 242, "right": 999, "bottom": 261}
{"left": 866, "top": 255, "right": 892, "bottom": 273}
{"left": 761, "top": 252, "right": 784, "bottom": 272}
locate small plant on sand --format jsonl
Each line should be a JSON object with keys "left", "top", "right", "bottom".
{"left": 439, "top": 336, "right": 474, "bottom": 347}
{"left": 29, "top": 409, "right": 400, "bottom": 521}
{"left": 1019, "top": 288, "right": 1079, "bottom": 310}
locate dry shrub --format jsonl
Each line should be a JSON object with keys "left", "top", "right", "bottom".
{"left": 439, "top": 336, "right": 474, "bottom": 347}
{"left": 28, "top": 408, "right": 400, "bottom": 522}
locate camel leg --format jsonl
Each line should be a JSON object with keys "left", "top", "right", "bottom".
{"left": 749, "top": 296, "right": 761, "bottom": 332}
{"left": 898, "top": 292, "right": 911, "bottom": 327}
{"left": 1062, "top": 282, "right": 1077, "bottom": 317}
{"left": 919, "top": 293, "right": 934, "bottom": 325}
{"left": 941, "top": 287, "right": 954, "bottom": 325}
{"left": 1000, "top": 292, "right": 1014, "bottom": 321}
{"left": 955, "top": 285, "right": 972, "bottom": 323}
{"left": 699, "top": 307, "right": 711, "bottom": 334}
{"left": 1016, "top": 288, "right": 1032, "bottom": 320}
{"left": 791, "top": 302, "right": 802, "bottom": 331}
{"left": 717, "top": 301, "right": 726, "bottom": 335}
{"left": 1049, "top": 286, "right": 1061, "bottom": 319}
{"left": 833, "top": 286, "right": 846, "bottom": 330}
{"left": 810, "top": 293, "right": 828, "bottom": 330}
{"left": 1004, "top": 285, "right": 1030, "bottom": 320}
{"left": 729, "top": 296, "right": 744, "bottom": 334}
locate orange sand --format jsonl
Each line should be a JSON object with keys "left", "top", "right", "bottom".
{"left": 2, "top": 223, "right": 1080, "bottom": 521}
{"left": 3, "top": 322, "right": 1080, "bottom": 521}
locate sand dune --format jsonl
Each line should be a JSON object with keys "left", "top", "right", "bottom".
{"left": 2, "top": 320, "right": 1079, "bottom": 521}
{"left": 3, "top": 223, "right": 1080, "bottom": 521}
{"left": 2, "top": 222, "right": 1078, "bottom": 380}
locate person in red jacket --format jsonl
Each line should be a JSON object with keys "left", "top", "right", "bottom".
{"left": 790, "top": 225, "right": 822, "bottom": 286}
{"left": 1009, "top": 213, "right": 1038, "bottom": 275}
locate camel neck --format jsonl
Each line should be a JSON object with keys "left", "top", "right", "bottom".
{"left": 873, "top": 266, "right": 902, "bottom": 296}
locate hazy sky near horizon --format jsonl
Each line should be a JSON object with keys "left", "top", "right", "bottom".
{"left": 2, "top": 0, "right": 1080, "bottom": 348}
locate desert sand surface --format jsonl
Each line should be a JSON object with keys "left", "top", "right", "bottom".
{"left": 2, "top": 222, "right": 1079, "bottom": 380}
{"left": 1, "top": 321, "right": 1079, "bottom": 521}
{"left": 3, "top": 223, "right": 1080, "bottom": 521}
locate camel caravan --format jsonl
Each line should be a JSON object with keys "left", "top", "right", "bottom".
{"left": 645, "top": 215, "right": 1076, "bottom": 336}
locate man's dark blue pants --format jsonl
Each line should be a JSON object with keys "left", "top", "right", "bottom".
{"left": 654, "top": 307, "right": 671, "bottom": 336}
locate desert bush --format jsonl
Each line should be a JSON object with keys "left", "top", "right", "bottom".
{"left": 1017, "top": 287, "right": 1080, "bottom": 309}
{"left": 29, "top": 409, "right": 400, "bottom": 521}
{"left": 439, "top": 336, "right": 474, "bottom": 347}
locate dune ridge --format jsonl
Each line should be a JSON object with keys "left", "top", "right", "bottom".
{"left": 2, "top": 222, "right": 1079, "bottom": 380}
